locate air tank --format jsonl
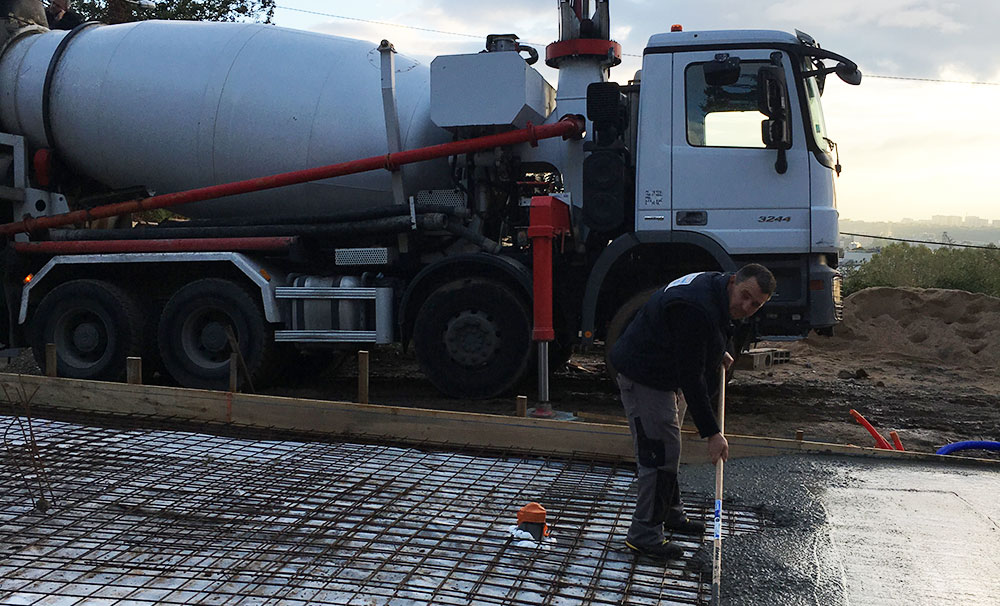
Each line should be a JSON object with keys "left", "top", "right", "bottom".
{"left": 0, "top": 21, "right": 452, "bottom": 218}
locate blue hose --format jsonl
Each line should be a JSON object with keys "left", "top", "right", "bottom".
{"left": 936, "top": 440, "right": 1000, "bottom": 456}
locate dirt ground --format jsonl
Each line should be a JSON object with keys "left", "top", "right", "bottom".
{"left": 5, "top": 287, "right": 998, "bottom": 458}
{"left": 243, "top": 286, "right": 999, "bottom": 458}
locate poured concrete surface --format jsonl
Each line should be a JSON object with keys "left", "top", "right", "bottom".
{"left": 684, "top": 456, "right": 1000, "bottom": 605}
{"left": 822, "top": 464, "right": 999, "bottom": 604}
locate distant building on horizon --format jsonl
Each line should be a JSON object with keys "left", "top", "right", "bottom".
{"left": 932, "top": 215, "right": 963, "bottom": 226}
{"left": 964, "top": 215, "right": 989, "bottom": 227}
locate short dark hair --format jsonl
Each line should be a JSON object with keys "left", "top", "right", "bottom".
{"left": 735, "top": 263, "right": 776, "bottom": 295}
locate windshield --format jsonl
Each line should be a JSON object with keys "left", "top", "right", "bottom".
{"left": 800, "top": 56, "right": 830, "bottom": 152}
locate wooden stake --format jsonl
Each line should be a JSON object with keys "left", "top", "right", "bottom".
{"left": 795, "top": 429, "right": 805, "bottom": 441}
{"left": 229, "top": 354, "right": 238, "bottom": 393}
{"left": 45, "top": 343, "right": 57, "bottom": 377}
{"left": 358, "top": 350, "right": 369, "bottom": 404}
{"left": 224, "top": 326, "right": 254, "bottom": 393}
{"left": 711, "top": 365, "right": 726, "bottom": 606}
{"left": 126, "top": 357, "right": 142, "bottom": 385}
{"left": 516, "top": 395, "right": 527, "bottom": 418}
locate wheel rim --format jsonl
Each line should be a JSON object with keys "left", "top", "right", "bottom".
{"left": 443, "top": 309, "right": 500, "bottom": 368}
{"left": 53, "top": 308, "right": 110, "bottom": 368}
{"left": 179, "top": 306, "right": 236, "bottom": 370}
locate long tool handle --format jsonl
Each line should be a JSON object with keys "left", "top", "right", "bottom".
{"left": 711, "top": 365, "right": 726, "bottom": 606}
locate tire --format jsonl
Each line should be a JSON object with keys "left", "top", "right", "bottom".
{"left": 413, "top": 278, "right": 532, "bottom": 399}
{"left": 604, "top": 287, "right": 659, "bottom": 380}
{"left": 157, "top": 278, "right": 274, "bottom": 390}
{"left": 31, "top": 279, "right": 142, "bottom": 381}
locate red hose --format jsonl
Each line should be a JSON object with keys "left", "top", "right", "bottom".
{"left": 0, "top": 116, "right": 585, "bottom": 237}
{"left": 849, "top": 409, "right": 893, "bottom": 450}
{"left": 13, "top": 236, "right": 296, "bottom": 254}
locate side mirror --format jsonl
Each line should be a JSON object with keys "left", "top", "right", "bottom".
{"left": 761, "top": 118, "right": 791, "bottom": 150}
{"left": 757, "top": 65, "right": 788, "bottom": 119}
{"left": 758, "top": 64, "right": 791, "bottom": 174}
{"left": 703, "top": 54, "right": 741, "bottom": 86}
{"left": 836, "top": 62, "right": 863, "bottom": 85}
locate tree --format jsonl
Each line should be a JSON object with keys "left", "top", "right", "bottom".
{"left": 73, "top": 0, "right": 275, "bottom": 25}
{"left": 842, "top": 242, "right": 1000, "bottom": 298}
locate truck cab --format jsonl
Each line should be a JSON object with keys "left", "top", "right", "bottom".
{"left": 580, "top": 27, "right": 859, "bottom": 349}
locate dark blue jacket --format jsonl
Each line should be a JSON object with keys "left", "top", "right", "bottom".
{"left": 610, "top": 272, "right": 733, "bottom": 437}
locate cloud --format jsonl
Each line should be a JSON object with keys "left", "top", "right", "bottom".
{"left": 764, "top": 1, "right": 964, "bottom": 33}
{"left": 823, "top": 77, "right": 1000, "bottom": 220}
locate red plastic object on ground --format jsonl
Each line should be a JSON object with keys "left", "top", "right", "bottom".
{"left": 849, "top": 409, "right": 893, "bottom": 450}
{"left": 516, "top": 502, "right": 550, "bottom": 537}
{"left": 889, "top": 430, "right": 905, "bottom": 451}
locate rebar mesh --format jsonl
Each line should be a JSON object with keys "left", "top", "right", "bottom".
{"left": 1, "top": 414, "right": 762, "bottom": 605}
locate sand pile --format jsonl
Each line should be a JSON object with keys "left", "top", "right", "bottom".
{"left": 803, "top": 287, "right": 1000, "bottom": 367}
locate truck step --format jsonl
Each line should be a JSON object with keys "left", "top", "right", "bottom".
{"left": 274, "top": 330, "right": 378, "bottom": 343}
{"left": 274, "top": 285, "right": 393, "bottom": 344}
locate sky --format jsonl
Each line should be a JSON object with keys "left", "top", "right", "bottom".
{"left": 264, "top": 1, "right": 1000, "bottom": 223}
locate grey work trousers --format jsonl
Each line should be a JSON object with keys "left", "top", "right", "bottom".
{"left": 617, "top": 374, "right": 689, "bottom": 547}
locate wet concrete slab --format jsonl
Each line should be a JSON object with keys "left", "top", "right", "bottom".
{"left": 683, "top": 455, "right": 1000, "bottom": 605}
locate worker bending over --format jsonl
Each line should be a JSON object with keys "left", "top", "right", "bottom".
{"left": 611, "top": 264, "right": 775, "bottom": 559}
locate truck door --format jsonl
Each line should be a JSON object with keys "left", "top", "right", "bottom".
{"left": 640, "top": 49, "right": 811, "bottom": 254}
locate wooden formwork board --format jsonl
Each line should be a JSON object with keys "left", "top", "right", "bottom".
{"left": 0, "top": 372, "right": 994, "bottom": 466}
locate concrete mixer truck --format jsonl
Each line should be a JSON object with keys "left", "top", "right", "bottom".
{"left": 0, "top": 0, "right": 861, "bottom": 398}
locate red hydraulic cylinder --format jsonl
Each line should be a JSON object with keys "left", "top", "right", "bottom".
{"left": 528, "top": 196, "right": 572, "bottom": 342}
{"left": 0, "top": 116, "right": 585, "bottom": 237}
{"left": 12, "top": 236, "right": 297, "bottom": 255}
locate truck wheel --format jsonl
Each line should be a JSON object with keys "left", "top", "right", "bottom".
{"left": 413, "top": 278, "right": 532, "bottom": 399}
{"left": 31, "top": 279, "right": 142, "bottom": 381}
{"left": 157, "top": 278, "right": 274, "bottom": 390}
{"left": 604, "top": 287, "right": 658, "bottom": 380}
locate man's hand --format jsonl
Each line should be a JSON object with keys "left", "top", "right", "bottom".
{"left": 723, "top": 352, "right": 734, "bottom": 370}
{"left": 707, "top": 432, "right": 729, "bottom": 464}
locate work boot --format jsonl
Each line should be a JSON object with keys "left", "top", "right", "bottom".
{"left": 664, "top": 515, "right": 705, "bottom": 536}
{"left": 624, "top": 538, "right": 684, "bottom": 560}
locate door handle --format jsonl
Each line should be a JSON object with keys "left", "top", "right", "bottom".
{"left": 676, "top": 211, "right": 707, "bottom": 226}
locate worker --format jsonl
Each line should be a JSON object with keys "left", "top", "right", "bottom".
{"left": 611, "top": 263, "right": 775, "bottom": 559}
{"left": 45, "top": 0, "right": 83, "bottom": 30}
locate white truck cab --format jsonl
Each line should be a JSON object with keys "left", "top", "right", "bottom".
{"left": 614, "top": 28, "right": 860, "bottom": 337}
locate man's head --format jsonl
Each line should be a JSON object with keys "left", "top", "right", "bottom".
{"left": 726, "top": 264, "right": 775, "bottom": 320}
{"left": 48, "top": 0, "right": 69, "bottom": 15}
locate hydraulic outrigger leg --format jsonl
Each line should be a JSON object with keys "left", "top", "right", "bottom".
{"left": 528, "top": 195, "right": 572, "bottom": 413}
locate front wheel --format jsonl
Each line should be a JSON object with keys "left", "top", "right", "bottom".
{"left": 604, "top": 287, "right": 658, "bottom": 380}
{"left": 413, "top": 278, "right": 532, "bottom": 399}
